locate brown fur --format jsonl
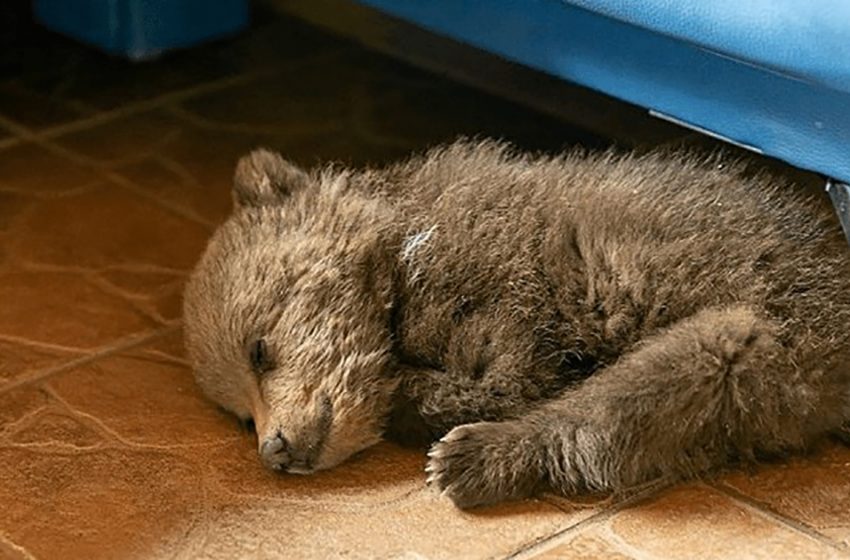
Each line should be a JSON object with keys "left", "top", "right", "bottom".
{"left": 183, "top": 140, "right": 850, "bottom": 507}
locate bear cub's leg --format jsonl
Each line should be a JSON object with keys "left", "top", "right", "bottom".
{"left": 427, "top": 304, "right": 844, "bottom": 508}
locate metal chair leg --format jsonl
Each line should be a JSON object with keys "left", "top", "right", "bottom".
{"left": 826, "top": 179, "right": 850, "bottom": 246}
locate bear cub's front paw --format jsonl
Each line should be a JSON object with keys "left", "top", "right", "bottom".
{"left": 425, "top": 421, "right": 541, "bottom": 509}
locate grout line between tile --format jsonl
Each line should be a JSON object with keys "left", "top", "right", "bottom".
{"left": 83, "top": 273, "right": 177, "bottom": 327}
{"left": 0, "top": 136, "right": 22, "bottom": 150}
{"left": 0, "top": 71, "right": 266, "bottom": 149}
{"left": 104, "top": 170, "right": 215, "bottom": 229}
{"left": 0, "top": 333, "right": 87, "bottom": 355}
{"left": 503, "top": 482, "right": 670, "bottom": 560}
{"left": 0, "top": 325, "right": 179, "bottom": 395}
{"left": 0, "top": 531, "right": 37, "bottom": 560}
{"left": 0, "top": 47, "right": 350, "bottom": 153}
{"left": 0, "top": 113, "right": 216, "bottom": 230}
{"left": 19, "top": 260, "right": 189, "bottom": 276}
{"left": 0, "top": 114, "right": 35, "bottom": 138}
{"left": 711, "top": 480, "right": 850, "bottom": 555}
{"left": 0, "top": 50, "right": 355, "bottom": 231}
{"left": 0, "top": 107, "right": 30, "bottom": 143}
{"left": 41, "top": 383, "right": 245, "bottom": 453}
{"left": 595, "top": 524, "right": 664, "bottom": 560}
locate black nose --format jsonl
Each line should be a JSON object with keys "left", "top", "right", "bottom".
{"left": 260, "top": 431, "right": 289, "bottom": 470}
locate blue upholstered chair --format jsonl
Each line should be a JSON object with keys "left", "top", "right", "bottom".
{"left": 356, "top": 0, "right": 850, "bottom": 244}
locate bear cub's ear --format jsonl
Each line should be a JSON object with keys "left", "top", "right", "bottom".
{"left": 233, "top": 148, "right": 311, "bottom": 208}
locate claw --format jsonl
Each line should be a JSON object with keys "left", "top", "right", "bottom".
{"left": 441, "top": 425, "right": 473, "bottom": 443}
{"left": 428, "top": 445, "right": 445, "bottom": 460}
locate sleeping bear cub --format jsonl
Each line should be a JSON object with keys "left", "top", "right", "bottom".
{"left": 183, "top": 140, "right": 850, "bottom": 508}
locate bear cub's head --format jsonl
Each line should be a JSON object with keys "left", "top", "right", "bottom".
{"left": 183, "top": 149, "right": 399, "bottom": 474}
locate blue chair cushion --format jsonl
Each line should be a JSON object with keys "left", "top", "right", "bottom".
{"left": 568, "top": 0, "right": 850, "bottom": 94}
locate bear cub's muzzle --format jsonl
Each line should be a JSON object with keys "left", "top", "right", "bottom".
{"left": 257, "top": 393, "right": 334, "bottom": 474}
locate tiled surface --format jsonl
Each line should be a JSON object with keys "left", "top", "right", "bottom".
{"left": 0, "top": 1, "right": 848, "bottom": 559}
{"left": 719, "top": 446, "right": 850, "bottom": 547}
{"left": 605, "top": 485, "right": 846, "bottom": 560}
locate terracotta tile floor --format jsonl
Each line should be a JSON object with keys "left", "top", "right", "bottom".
{"left": 1, "top": 3, "right": 849, "bottom": 559}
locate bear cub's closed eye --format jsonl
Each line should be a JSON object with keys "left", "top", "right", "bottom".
{"left": 249, "top": 339, "right": 273, "bottom": 374}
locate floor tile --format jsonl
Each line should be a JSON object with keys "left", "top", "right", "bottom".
{"left": 47, "top": 349, "right": 238, "bottom": 447}
{"left": 0, "top": 156, "right": 200, "bottom": 382}
{"left": 203, "top": 438, "right": 427, "bottom": 506}
{"left": 0, "top": 190, "right": 31, "bottom": 233}
{"left": 356, "top": 67, "right": 602, "bottom": 155}
{"left": 52, "top": 104, "right": 398, "bottom": 230}
{"left": 50, "top": 110, "right": 182, "bottom": 168}
{"left": 608, "top": 484, "right": 844, "bottom": 560}
{"left": 178, "top": 49, "right": 602, "bottom": 159}
{"left": 0, "top": 81, "right": 92, "bottom": 131}
{"left": 95, "top": 268, "right": 188, "bottom": 324}
{"left": 720, "top": 444, "right": 850, "bottom": 547}
{"left": 167, "top": 492, "right": 585, "bottom": 560}
{"left": 6, "top": 181, "right": 209, "bottom": 270}
{"left": 9, "top": 408, "right": 105, "bottom": 449}
{"left": 51, "top": 49, "right": 602, "bottom": 230}
{"left": 175, "top": 55, "right": 364, "bottom": 140}
{"left": 0, "top": 334, "right": 601, "bottom": 560}
{"left": 0, "top": 131, "right": 13, "bottom": 147}
{"left": 0, "top": 445, "right": 206, "bottom": 560}
{"left": 0, "top": 385, "right": 50, "bottom": 429}
{"left": 528, "top": 529, "right": 634, "bottom": 560}
{"left": 0, "top": 339, "right": 80, "bottom": 386}
{"left": 0, "top": 8, "right": 344, "bottom": 120}
{"left": 0, "top": 269, "right": 157, "bottom": 357}
{"left": 0, "top": 534, "right": 33, "bottom": 560}
{"left": 125, "top": 327, "right": 190, "bottom": 366}
{"left": 0, "top": 138, "right": 217, "bottom": 387}
{"left": 0, "top": 143, "right": 100, "bottom": 195}
{"left": 115, "top": 156, "right": 235, "bottom": 226}
{"left": 55, "top": 110, "right": 244, "bottom": 225}
{"left": 0, "top": 383, "right": 105, "bottom": 450}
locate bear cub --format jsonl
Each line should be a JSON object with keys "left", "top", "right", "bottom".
{"left": 183, "top": 140, "right": 850, "bottom": 508}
